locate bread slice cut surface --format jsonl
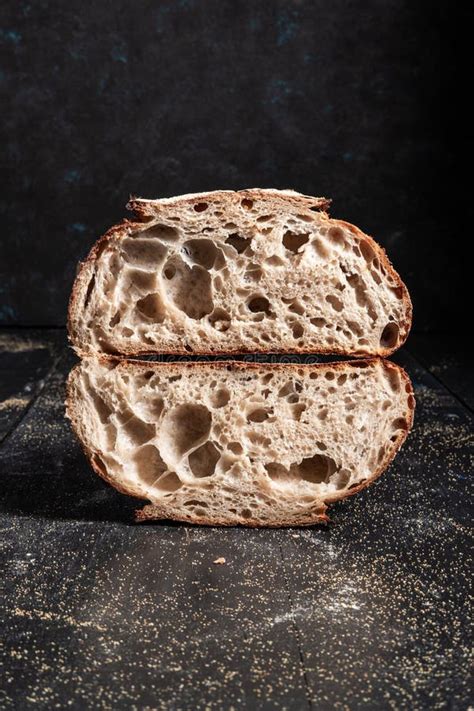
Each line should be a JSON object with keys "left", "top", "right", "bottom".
{"left": 66, "top": 358, "right": 414, "bottom": 527}
{"left": 68, "top": 189, "right": 411, "bottom": 357}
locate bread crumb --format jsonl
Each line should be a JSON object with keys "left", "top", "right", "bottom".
{"left": 213, "top": 557, "right": 226, "bottom": 565}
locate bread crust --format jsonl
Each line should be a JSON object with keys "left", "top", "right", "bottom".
{"left": 68, "top": 189, "right": 412, "bottom": 358}
{"left": 66, "top": 357, "right": 414, "bottom": 527}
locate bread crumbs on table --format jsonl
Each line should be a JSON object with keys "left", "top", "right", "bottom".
{"left": 213, "top": 557, "right": 226, "bottom": 565}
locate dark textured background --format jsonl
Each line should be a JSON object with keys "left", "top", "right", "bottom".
{"left": 0, "top": 1, "right": 468, "bottom": 331}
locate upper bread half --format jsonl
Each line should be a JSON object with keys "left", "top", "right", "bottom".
{"left": 68, "top": 189, "right": 412, "bottom": 357}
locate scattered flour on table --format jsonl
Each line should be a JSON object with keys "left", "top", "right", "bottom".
{"left": 0, "top": 396, "right": 29, "bottom": 410}
{"left": 0, "top": 335, "right": 49, "bottom": 353}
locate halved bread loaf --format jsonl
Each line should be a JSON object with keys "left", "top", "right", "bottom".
{"left": 66, "top": 358, "right": 414, "bottom": 527}
{"left": 68, "top": 189, "right": 411, "bottom": 358}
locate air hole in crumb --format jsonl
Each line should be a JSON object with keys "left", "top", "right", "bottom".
{"left": 291, "top": 322, "right": 304, "bottom": 339}
{"left": 318, "top": 408, "right": 328, "bottom": 420}
{"left": 309, "top": 372, "right": 318, "bottom": 380}
{"left": 133, "top": 445, "right": 167, "bottom": 487}
{"left": 380, "top": 322, "right": 400, "bottom": 349}
{"left": 182, "top": 239, "right": 224, "bottom": 269}
{"left": 136, "top": 293, "right": 166, "bottom": 322}
{"left": 122, "top": 415, "right": 155, "bottom": 446}
{"left": 228, "top": 442, "right": 243, "bottom": 455}
{"left": 278, "top": 382, "right": 299, "bottom": 401}
{"left": 312, "top": 239, "right": 331, "bottom": 259}
{"left": 140, "top": 397, "right": 164, "bottom": 421}
{"left": 244, "top": 264, "right": 263, "bottom": 282}
{"left": 391, "top": 285, "right": 404, "bottom": 300}
{"left": 160, "top": 404, "right": 212, "bottom": 461}
{"left": 109, "top": 312, "right": 121, "bottom": 327}
{"left": 347, "top": 320, "right": 363, "bottom": 337}
{"left": 328, "top": 227, "right": 345, "bottom": 245}
{"left": 283, "top": 231, "right": 309, "bottom": 253}
{"left": 194, "top": 202, "right": 208, "bottom": 212}
{"left": 247, "top": 296, "right": 271, "bottom": 314}
{"left": 162, "top": 256, "right": 213, "bottom": 319}
{"left": 121, "top": 238, "right": 168, "bottom": 267}
{"left": 297, "top": 455, "right": 338, "bottom": 483}
{"left": 208, "top": 307, "right": 231, "bottom": 332}
{"left": 265, "top": 454, "right": 340, "bottom": 486}
{"left": 310, "top": 317, "right": 326, "bottom": 328}
{"left": 210, "top": 388, "right": 230, "bottom": 408}
{"left": 325, "top": 371, "right": 335, "bottom": 381}
{"left": 291, "top": 403, "right": 306, "bottom": 421}
{"left": 385, "top": 368, "right": 401, "bottom": 393}
{"left": 392, "top": 417, "right": 407, "bottom": 430}
{"left": 247, "top": 407, "right": 271, "bottom": 423}
{"left": 262, "top": 372, "right": 274, "bottom": 384}
{"left": 265, "top": 255, "right": 285, "bottom": 267}
{"left": 141, "top": 224, "right": 179, "bottom": 242}
{"left": 84, "top": 273, "right": 96, "bottom": 309}
{"left": 257, "top": 214, "right": 272, "bottom": 222}
{"left": 288, "top": 300, "right": 305, "bottom": 315}
{"left": 331, "top": 469, "right": 351, "bottom": 489}
{"left": 225, "top": 234, "right": 251, "bottom": 254}
{"left": 241, "top": 508, "right": 252, "bottom": 518}
{"left": 359, "top": 239, "right": 376, "bottom": 262}
{"left": 218, "top": 455, "right": 236, "bottom": 473}
{"left": 241, "top": 198, "right": 253, "bottom": 210}
{"left": 245, "top": 431, "right": 271, "bottom": 448}
{"left": 92, "top": 454, "right": 107, "bottom": 476}
{"left": 325, "top": 294, "right": 344, "bottom": 312}
{"left": 184, "top": 499, "right": 209, "bottom": 508}
{"left": 189, "top": 441, "right": 220, "bottom": 478}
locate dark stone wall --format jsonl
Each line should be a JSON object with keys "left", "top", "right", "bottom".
{"left": 0, "top": 1, "right": 468, "bottom": 330}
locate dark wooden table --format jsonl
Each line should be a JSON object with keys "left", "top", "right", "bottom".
{"left": 0, "top": 329, "right": 471, "bottom": 710}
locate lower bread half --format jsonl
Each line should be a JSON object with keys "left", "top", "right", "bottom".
{"left": 66, "top": 358, "right": 414, "bottom": 527}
